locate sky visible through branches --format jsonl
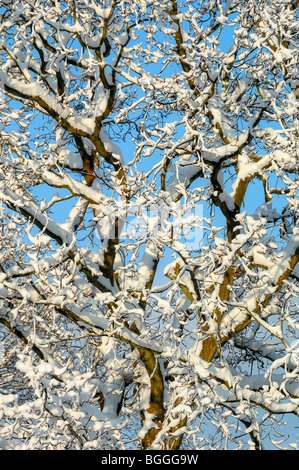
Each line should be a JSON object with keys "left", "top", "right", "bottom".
{"left": 0, "top": 0, "right": 299, "bottom": 450}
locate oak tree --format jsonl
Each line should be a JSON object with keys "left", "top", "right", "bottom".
{"left": 0, "top": 0, "right": 299, "bottom": 450}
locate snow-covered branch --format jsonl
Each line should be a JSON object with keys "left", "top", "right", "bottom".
{"left": 0, "top": 0, "right": 299, "bottom": 451}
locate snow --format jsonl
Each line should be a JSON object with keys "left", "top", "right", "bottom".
{"left": 0, "top": 0, "right": 299, "bottom": 451}
{"left": 99, "top": 127, "right": 124, "bottom": 165}
{"left": 219, "top": 191, "right": 235, "bottom": 211}
{"left": 61, "top": 149, "right": 83, "bottom": 169}
{"left": 216, "top": 14, "right": 228, "bottom": 24}
{"left": 252, "top": 201, "right": 280, "bottom": 222}
{"left": 165, "top": 164, "right": 203, "bottom": 200}
{"left": 130, "top": 242, "right": 159, "bottom": 291}
{"left": 0, "top": 70, "right": 96, "bottom": 135}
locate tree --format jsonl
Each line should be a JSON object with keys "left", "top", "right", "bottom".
{"left": 0, "top": 0, "right": 299, "bottom": 450}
